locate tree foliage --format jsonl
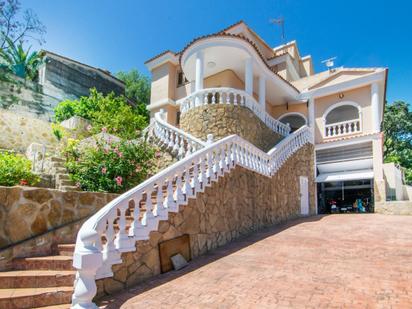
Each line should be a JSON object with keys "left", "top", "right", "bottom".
{"left": 116, "top": 69, "right": 150, "bottom": 121}
{"left": 0, "top": 0, "right": 46, "bottom": 49}
{"left": 0, "top": 152, "right": 39, "bottom": 186}
{"left": 54, "top": 88, "right": 148, "bottom": 139}
{"left": 383, "top": 101, "right": 412, "bottom": 184}
{"left": 0, "top": 35, "right": 44, "bottom": 80}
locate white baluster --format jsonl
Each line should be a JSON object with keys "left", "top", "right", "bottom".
{"left": 141, "top": 185, "right": 158, "bottom": 231}
{"left": 114, "top": 202, "right": 134, "bottom": 252}
{"left": 164, "top": 177, "right": 177, "bottom": 212}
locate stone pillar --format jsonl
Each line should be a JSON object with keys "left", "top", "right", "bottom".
{"left": 195, "top": 51, "right": 204, "bottom": 92}
{"left": 371, "top": 82, "right": 380, "bottom": 133}
{"left": 245, "top": 57, "right": 253, "bottom": 95}
{"left": 373, "top": 135, "right": 386, "bottom": 203}
{"left": 258, "top": 75, "right": 266, "bottom": 112}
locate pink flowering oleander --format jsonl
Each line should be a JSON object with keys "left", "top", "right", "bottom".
{"left": 101, "top": 167, "right": 107, "bottom": 174}
{"left": 115, "top": 176, "right": 123, "bottom": 186}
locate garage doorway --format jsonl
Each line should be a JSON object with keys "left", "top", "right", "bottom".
{"left": 317, "top": 179, "right": 374, "bottom": 214}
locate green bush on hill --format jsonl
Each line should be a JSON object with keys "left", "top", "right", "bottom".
{"left": 0, "top": 152, "right": 39, "bottom": 186}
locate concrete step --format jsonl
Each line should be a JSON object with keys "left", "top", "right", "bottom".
{"left": 50, "top": 157, "right": 65, "bottom": 163}
{"left": 0, "top": 270, "right": 75, "bottom": 288}
{"left": 58, "top": 179, "right": 75, "bottom": 187}
{"left": 57, "top": 244, "right": 75, "bottom": 256}
{"left": 56, "top": 173, "right": 71, "bottom": 183}
{"left": 13, "top": 256, "right": 74, "bottom": 271}
{"left": 0, "top": 286, "right": 73, "bottom": 309}
{"left": 59, "top": 185, "right": 79, "bottom": 192}
{"left": 54, "top": 167, "right": 67, "bottom": 173}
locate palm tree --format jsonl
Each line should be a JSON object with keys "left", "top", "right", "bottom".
{"left": 0, "top": 35, "right": 44, "bottom": 81}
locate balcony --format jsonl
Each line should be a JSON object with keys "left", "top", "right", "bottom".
{"left": 325, "top": 118, "right": 362, "bottom": 138}
{"left": 177, "top": 87, "right": 291, "bottom": 137}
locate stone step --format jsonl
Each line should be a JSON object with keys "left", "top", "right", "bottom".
{"left": 0, "top": 270, "right": 75, "bottom": 288}
{"left": 54, "top": 167, "right": 67, "bottom": 173}
{"left": 13, "top": 256, "right": 74, "bottom": 271}
{"left": 59, "top": 185, "right": 79, "bottom": 192}
{"left": 0, "top": 286, "right": 73, "bottom": 309}
{"left": 50, "top": 157, "right": 65, "bottom": 163}
{"left": 58, "top": 179, "right": 75, "bottom": 187}
{"left": 57, "top": 244, "right": 75, "bottom": 256}
{"left": 32, "top": 304, "right": 70, "bottom": 309}
{"left": 56, "top": 173, "right": 71, "bottom": 182}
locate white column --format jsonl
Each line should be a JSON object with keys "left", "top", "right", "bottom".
{"left": 371, "top": 82, "right": 380, "bottom": 132}
{"left": 195, "top": 51, "right": 204, "bottom": 92}
{"left": 258, "top": 75, "right": 266, "bottom": 112}
{"left": 308, "top": 97, "right": 315, "bottom": 143}
{"left": 245, "top": 57, "right": 253, "bottom": 95}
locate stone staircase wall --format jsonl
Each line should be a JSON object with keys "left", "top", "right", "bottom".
{"left": 95, "top": 143, "right": 315, "bottom": 298}
{"left": 0, "top": 186, "right": 117, "bottom": 251}
{"left": 375, "top": 201, "right": 412, "bottom": 215}
{"left": 180, "top": 104, "right": 283, "bottom": 152}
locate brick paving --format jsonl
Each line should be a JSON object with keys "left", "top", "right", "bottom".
{"left": 99, "top": 214, "right": 412, "bottom": 309}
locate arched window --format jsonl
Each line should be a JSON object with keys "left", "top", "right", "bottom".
{"left": 323, "top": 102, "right": 362, "bottom": 137}
{"left": 279, "top": 113, "right": 307, "bottom": 132}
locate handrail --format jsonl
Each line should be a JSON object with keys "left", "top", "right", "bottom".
{"left": 177, "top": 87, "right": 291, "bottom": 137}
{"left": 71, "top": 125, "right": 312, "bottom": 308}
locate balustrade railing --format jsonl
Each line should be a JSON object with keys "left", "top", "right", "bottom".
{"left": 178, "top": 87, "right": 291, "bottom": 137}
{"left": 147, "top": 110, "right": 208, "bottom": 159}
{"left": 325, "top": 119, "right": 361, "bottom": 138}
{"left": 71, "top": 125, "right": 312, "bottom": 309}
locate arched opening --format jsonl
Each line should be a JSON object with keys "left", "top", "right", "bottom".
{"left": 325, "top": 105, "right": 359, "bottom": 124}
{"left": 323, "top": 102, "right": 362, "bottom": 137}
{"left": 279, "top": 113, "right": 306, "bottom": 132}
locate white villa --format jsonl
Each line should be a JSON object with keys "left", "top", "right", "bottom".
{"left": 144, "top": 20, "right": 397, "bottom": 213}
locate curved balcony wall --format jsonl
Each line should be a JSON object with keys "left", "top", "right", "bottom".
{"left": 180, "top": 103, "right": 282, "bottom": 152}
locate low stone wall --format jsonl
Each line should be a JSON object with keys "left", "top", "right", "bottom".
{"left": 96, "top": 144, "right": 315, "bottom": 298}
{"left": 0, "top": 110, "right": 58, "bottom": 152}
{"left": 0, "top": 186, "right": 117, "bottom": 249}
{"left": 375, "top": 201, "right": 412, "bottom": 215}
{"left": 180, "top": 104, "right": 283, "bottom": 152}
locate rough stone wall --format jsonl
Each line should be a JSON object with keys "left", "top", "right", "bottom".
{"left": 96, "top": 144, "right": 315, "bottom": 298}
{"left": 0, "top": 186, "right": 117, "bottom": 249}
{"left": 375, "top": 201, "right": 412, "bottom": 215}
{"left": 0, "top": 77, "right": 60, "bottom": 121}
{"left": 0, "top": 110, "right": 59, "bottom": 151}
{"left": 180, "top": 105, "right": 283, "bottom": 152}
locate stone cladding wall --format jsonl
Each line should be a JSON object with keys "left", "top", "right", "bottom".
{"left": 0, "top": 186, "right": 117, "bottom": 249}
{"left": 96, "top": 144, "right": 315, "bottom": 298}
{"left": 180, "top": 105, "right": 283, "bottom": 152}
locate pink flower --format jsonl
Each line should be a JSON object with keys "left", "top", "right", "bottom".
{"left": 117, "top": 152, "right": 123, "bottom": 158}
{"left": 135, "top": 164, "right": 142, "bottom": 172}
{"left": 75, "top": 182, "right": 81, "bottom": 188}
{"left": 19, "top": 179, "right": 28, "bottom": 186}
{"left": 155, "top": 151, "right": 161, "bottom": 158}
{"left": 101, "top": 167, "right": 107, "bottom": 174}
{"left": 86, "top": 124, "right": 92, "bottom": 131}
{"left": 101, "top": 127, "right": 107, "bottom": 133}
{"left": 115, "top": 176, "right": 123, "bottom": 186}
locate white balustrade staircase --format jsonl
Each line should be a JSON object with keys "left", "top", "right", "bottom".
{"left": 0, "top": 113, "right": 312, "bottom": 309}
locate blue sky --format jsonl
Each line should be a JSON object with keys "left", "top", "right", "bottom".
{"left": 24, "top": 0, "right": 411, "bottom": 104}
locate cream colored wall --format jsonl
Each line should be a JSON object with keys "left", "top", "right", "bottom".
{"left": 314, "top": 86, "right": 372, "bottom": 143}
{"left": 312, "top": 72, "right": 374, "bottom": 90}
{"left": 149, "top": 104, "right": 179, "bottom": 127}
{"left": 204, "top": 69, "right": 244, "bottom": 89}
{"left": 150, "top": 63, "right": 171, "bottom": 104}
{"left": 270, "top": 103, "right": 308, "bottom": 120}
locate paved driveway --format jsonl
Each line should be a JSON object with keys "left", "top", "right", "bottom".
{"left": 100, "top": 214, "right": 412, "bottom": 308}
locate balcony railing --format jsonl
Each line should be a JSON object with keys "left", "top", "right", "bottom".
{"left": 177, "top": 87, "right": 291, "bottom": 137}
{"left": 325, "top": 119, "right": 361, "bottom": 138}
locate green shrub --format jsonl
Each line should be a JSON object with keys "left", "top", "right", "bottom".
{"left": 0, "top": 152, "right": 39, "bottom": 186}
{"left": 54, "top": 88, "right": 147, "bottom": 139}
{"left": 64, "top": 138, "right": 156, "bottom": 193}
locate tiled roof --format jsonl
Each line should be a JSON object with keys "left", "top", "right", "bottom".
{"left": 144, "top": 50, "right": 177, "bottom": 64}
{"left": 178, "top": 32, "right": 299, "bottom": 93}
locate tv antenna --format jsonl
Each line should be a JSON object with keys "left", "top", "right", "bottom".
{"left": 269, "top": 17, "right": 285, "bottom": 44}
{"left": 322, "top": 57, "right": 337, "bottom": 71}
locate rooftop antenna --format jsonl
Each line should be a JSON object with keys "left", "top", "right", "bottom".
{"left": 322, "top": 57, "right": 337, "bottom": 72}
{"left": 269, "top": 17, "right": 285, "bottom": 45}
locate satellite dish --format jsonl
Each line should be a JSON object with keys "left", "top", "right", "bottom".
{"left": 321, "top": 57, "right": 337, "bottom": 70}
